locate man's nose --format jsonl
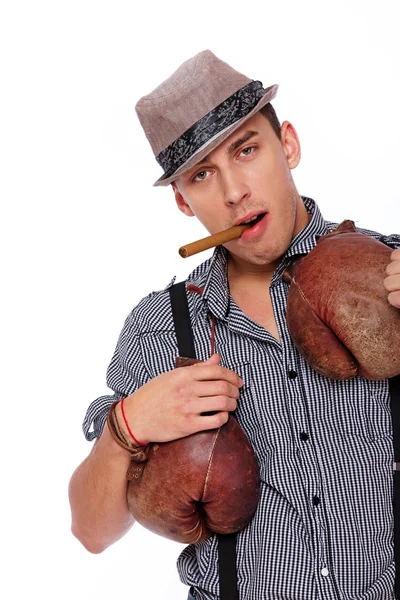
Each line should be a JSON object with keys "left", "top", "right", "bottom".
{"left": 222, "top": 169, "right": 250, "bottom": 206}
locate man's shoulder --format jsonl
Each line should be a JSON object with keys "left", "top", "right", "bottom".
{"left": 127, "top": 253, "right": 215, "bottom": 334}
{"left": 356, "top": 225, "right": 400, "bottom": 249}
{"left": 325, "top": 218, "right": 400, "bottom": 249}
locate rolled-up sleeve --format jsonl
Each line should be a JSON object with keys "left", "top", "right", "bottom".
{"left": 82, "top": 309, "right": 151, "bottom": 441}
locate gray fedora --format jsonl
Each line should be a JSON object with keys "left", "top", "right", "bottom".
{"left": 135, "top": 50, "right": 278, "bottom": 187}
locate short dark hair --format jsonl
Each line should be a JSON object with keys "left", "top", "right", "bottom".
{"left": 260, "top": 103, "right": 281, "bottom": 140}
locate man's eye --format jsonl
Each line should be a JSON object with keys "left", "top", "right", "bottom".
{"left": 193, "top": 170, "right": 209, "bottom": 182}
{"left": 240, "top": 146, "right": 254, "bottom": 156}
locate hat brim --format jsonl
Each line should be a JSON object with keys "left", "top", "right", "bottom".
{"left": 153, "top": 83, "right": 279, "bottom": 187}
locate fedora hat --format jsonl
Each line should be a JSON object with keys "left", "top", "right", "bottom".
{"left": 135, "top": 50, "right": 278, "bottom": 186}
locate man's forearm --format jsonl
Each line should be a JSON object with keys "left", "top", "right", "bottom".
{"left": 68, "top": 423, "right": 134, "bottom": 553}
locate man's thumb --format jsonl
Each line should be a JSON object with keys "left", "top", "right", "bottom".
{"left": 203, "top": 353, "right": 221, "bottom": 364}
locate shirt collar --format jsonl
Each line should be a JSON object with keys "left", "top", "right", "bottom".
{"left": 285, "top": 196, "right": 328, "bottom": 258}
{"left": 269, "top": 196, "right": 330, "bottom": 284}
{"left": 191, "top": 196, "right": 330, "bottom": 320}
{"left": 200, "top": 245, "right": 230, "bottom": 321}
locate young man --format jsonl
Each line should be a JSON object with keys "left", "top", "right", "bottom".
{"left": 69, "top": 50, "right": 400, "bottom": 599}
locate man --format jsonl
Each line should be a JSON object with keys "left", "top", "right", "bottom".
{"left": 69, "top": 50, "right": 400, "bottom": 599}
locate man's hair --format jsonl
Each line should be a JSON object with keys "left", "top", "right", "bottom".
{"left": 260, "top": 103, "right": 281, "bottom": 140}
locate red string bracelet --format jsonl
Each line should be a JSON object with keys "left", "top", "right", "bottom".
{"left": 120, "top": 397, "right": 148, "bottom": 447}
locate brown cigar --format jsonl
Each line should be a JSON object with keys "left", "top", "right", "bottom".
{"left": 179, "top": 223, "right": 251, "bottom": 258}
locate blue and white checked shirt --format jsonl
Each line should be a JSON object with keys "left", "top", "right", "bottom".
{"left": 83, "top": 198, "right": 400, "bottom": 600}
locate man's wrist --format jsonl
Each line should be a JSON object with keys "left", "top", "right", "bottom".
{"left": 115, "top": 399, "right": 148, "bottom": 447}
{"left": 100, "top": 415, "right": 133, "bottom": 459}
{"left": 106, "top": 401, "right": 150, "bottom": 464}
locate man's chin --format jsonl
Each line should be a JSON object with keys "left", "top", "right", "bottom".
{"left": 226, "top": 245, "right": 283, "bottom": 273}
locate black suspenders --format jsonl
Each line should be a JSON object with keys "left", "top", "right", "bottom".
{"left": 390, "top": 375, "right": 400, "bottom": 598}
{"left": 169, "top": 282, "right": 239, "bottom": 600}
{"left": 170, "top": 280, "right": 400, "bottom": 599}
{"left": 170, "top": 281, "right": 197, "bottom": 360}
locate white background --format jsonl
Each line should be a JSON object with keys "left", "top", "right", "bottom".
{"left": 1, "top": 1, "right": 399, "bottom": 598}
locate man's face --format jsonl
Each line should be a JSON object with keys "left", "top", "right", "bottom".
{"left": 173, "top": 112, "right": 309, "bottom": 271}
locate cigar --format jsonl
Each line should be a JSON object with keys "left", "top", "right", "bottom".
{"left": 179, "top": 223, "right": 251, "bottom": 258}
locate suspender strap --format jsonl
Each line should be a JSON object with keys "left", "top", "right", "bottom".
{"left": 390, "top": 375, "right": 400, "bottom": 599}
{"left": 218, "top": 533, "right": 239, "bottom": 600}
{"left": 169, "top": 282, "right": 239, "bottom": 600}
{"left": 169, "top": 282, "right": 196, "bottom": 359}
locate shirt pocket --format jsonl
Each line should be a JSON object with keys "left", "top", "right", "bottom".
{"left": 332, "top": 377, "right": 392, "bottom": 442}
{"left": 139, "top": 331, "right": 177, "bottom": 378}
{"left": 229, "top": 361, "right": 259, "bottom": 431}
{"left": 362, "top": 379, "right": 392, "bottom": 442}
{"left": 215, "top": 345, "right": 268, "bottom": 456}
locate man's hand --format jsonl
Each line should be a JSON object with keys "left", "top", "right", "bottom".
{"left": 384, "top": 248, "right": 400, "bottom": 308}
{"left": 116, "top": 354, "right": 243, "bottom": 445}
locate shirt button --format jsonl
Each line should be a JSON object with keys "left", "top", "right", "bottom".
{"left": 321, "top": 567, "right": 329, "bottom": 577}
{"left": 313, "top": 495, "right": 320, "bottom": 506}
{"left": 288, "top": 370, "right": 298, "bottom": 379}
{"left": 300, "top": 432, "right": 309, "bottom": 441}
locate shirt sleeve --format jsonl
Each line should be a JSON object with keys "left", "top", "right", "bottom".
{"left": 380, "top": 232, "right": 400, "bottom": 250}
{"left": 82, "top": 308, "right": 151, "bottom": 441}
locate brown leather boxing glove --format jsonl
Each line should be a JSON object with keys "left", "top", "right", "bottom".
{"left": 126, "top": 357, "right": 260, "bottom": 543}
{"left": 282, "top": 220, "right": 400, "bottom": 380}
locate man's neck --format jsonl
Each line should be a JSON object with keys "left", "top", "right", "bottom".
{"left": 227, "top": 255, "right": 277, "bottom": 288}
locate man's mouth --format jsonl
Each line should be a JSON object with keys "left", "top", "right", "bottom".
{"left": 237, "top": 212, "right": 267, "bottom": 228}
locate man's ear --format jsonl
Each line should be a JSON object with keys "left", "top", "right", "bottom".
{"left": 172, "top": 183, "right": 195, "bottom": 217}
{"left": 280, "top": 121, "right": 301, "bottom": 170}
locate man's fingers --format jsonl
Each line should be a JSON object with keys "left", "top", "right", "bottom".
{"left": 190, "top": 363, "right": 243, "bottom": 387}
{"left": 192, "top": 395, "right": 238, "bottom": 414}
{"left": 384, "top": 274, "right": 400, "bottom": 292}
{"left": 195, "top": 380, "right": 241, "bottom": 400}
{"left": 386, "top": 257, "right": 400, "bottom": 276}
{"left": 194, "top": 411, "right": 230, "bottom": 431}
{"left": 388, "top": 290, "right": 400, "bottom": 309}
{"left": 384, "top": 251, "right": 400, "bottom": 308}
